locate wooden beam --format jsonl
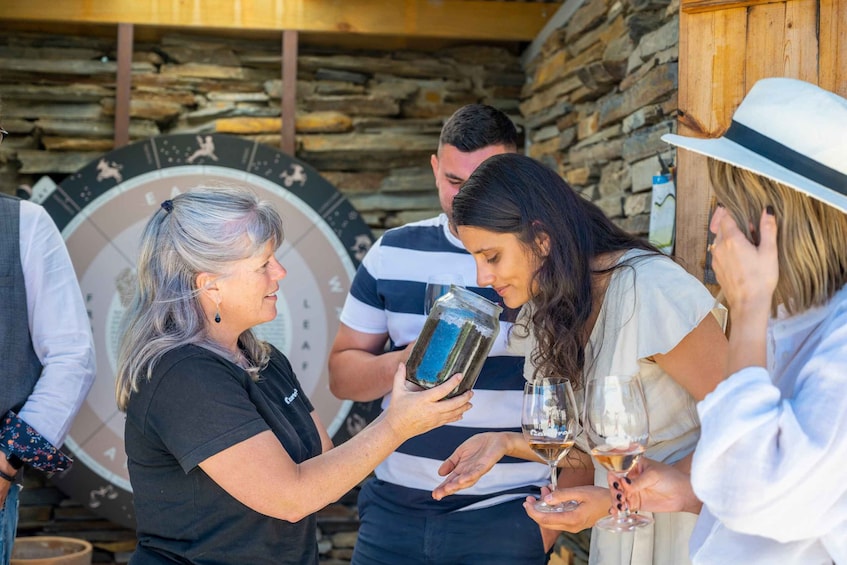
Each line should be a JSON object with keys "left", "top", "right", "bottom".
{"left": 681, "top": 0, "right": 784, "bottom": 14}
{"left": 281, "top": 30, "right": 298, "bottom": 156}
{"left": 819, "top": 0, "right": 847, "bottom": 97}
{"left": 0, "top": 0, "right": 560, "bottom": 41}
{"left": 114, "top": 23, "right": 133, "bottom": 149}
{"left": 675, "top": 6, "right": 747, "bottom": 286}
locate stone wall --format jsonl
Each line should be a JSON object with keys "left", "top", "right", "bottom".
{"left": 0, "top": 31, "right": 526, "bottom": 236}
{"left": 522, "top": 0, "right": 679, "bottom": 237}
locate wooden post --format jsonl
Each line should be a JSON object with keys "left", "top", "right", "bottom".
{"left": 675, "top": 0, "right": 846, "bottom": 287}
{"left": 114, "top": 23, "right": 133, "bottom": 148}
{"left": 281, "top": 30, "right": 298, "bottom": 156}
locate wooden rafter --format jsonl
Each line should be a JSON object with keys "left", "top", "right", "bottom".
{"left": 113, "top": 23, "right": 133, "bottom": 149}
{"left": 281, "top": 30, "right": 297, "bottom": 156}
{"left": 0, "top": 0, "right": 561, "bottom": 42}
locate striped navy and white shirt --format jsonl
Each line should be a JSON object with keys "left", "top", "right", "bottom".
{"left": 339, "top": 213, "right": 548, "bottom": 514}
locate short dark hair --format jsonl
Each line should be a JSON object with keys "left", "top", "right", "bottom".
{"left": 439, "top": 104, "right": 518, "bottom": 153}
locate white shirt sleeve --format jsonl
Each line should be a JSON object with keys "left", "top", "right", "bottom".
{"left": 15, "top": 201, "right": 96, "bottom": 447}
{"left": 691, "top": 313, "right": 847, "bottom": 543}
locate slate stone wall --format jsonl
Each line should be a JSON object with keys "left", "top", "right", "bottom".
{"left": 522, "top": 0, "right": 680, "bottom": 236}
{"left": 0, "top": 32, "right": 526, "bottom": 237}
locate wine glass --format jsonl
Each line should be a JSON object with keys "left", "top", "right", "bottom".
{"left": 424, "top": 274, "right": 464, "bottom": 315}
{"left": 522, "top": 377, "right": 580, "bottom": 513}
{"left": 584, "top": 374, "right": 653, "bottom": 532}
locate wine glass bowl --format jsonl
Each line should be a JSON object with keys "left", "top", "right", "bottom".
{"left": 522, "top": 377, "right": 580, "bottom": 513}
{"left": 590, "top": 443, "right": 645, "bottom": 478}
{"left": 424, "top": 274, "right": 464, "bottom": 315}
{"left": 584, "top": 374, "right": 653, "bottom": 532}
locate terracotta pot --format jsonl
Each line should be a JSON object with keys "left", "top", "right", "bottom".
{"left": 11, "top": 537, "right": 93, "bottom": 565}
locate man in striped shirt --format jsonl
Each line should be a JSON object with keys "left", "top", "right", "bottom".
{"left": 329, "top": 105, "right": 557, "bottom": 564}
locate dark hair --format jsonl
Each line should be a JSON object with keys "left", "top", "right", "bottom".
{"left": 453, "top": 153, "right": 660, "bottom": 386}
{"left": 439, "top": 104, "right": 518, "bottom": 153}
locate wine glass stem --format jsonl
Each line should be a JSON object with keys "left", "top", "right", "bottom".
{"left": 617, "top": 473, "right": 630, "bottom": 521}
{"left": 549, "top": 462, "right": 558, "bottom": 493}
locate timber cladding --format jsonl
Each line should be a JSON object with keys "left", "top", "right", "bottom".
{"left": 675, "top": 0, "right": 847, "bottom": 283}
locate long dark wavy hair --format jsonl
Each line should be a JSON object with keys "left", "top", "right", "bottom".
{"left": 453, "top": 153, "right": 661, "bottom": 388}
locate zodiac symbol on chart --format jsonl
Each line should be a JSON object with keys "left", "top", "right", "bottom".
{"left": 346, "top": 412, "right": 368, "bottom": 437}
{"left": 280, "top": 164, "right": 307, "bottom": 187}
{"left": 115, "top": 267, "right": 137, "bottom": 308}
{"left": 351, "top": 234, "right": 373, "bottom": 262}
{"left": 96, "top": 159, "right": 123, "bottom": 183}
{"left": 187, "top": 135, "right": 219, "bottom": 164}
{"left": 89, "top": 484, "right": 119, "bottom": 509}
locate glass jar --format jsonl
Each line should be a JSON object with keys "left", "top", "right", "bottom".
{"left": 405, "top": 284, "right": 503, "bottom": 398}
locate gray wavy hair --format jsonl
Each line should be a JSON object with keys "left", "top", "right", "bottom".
{"left": 116, "top": 186, "right": 284, "bottom": 411}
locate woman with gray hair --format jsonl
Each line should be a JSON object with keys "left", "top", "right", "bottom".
{"left": 116, "top": 186, "right": 472, "bottom": 564}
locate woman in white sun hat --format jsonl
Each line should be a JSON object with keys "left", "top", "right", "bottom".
{"left": 614, "top": 77, "right": 847, "bottom": 564}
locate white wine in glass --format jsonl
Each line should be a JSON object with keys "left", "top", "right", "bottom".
{"left": 584, "top": 374, "right": 653, "bottom": 532}
{"left": 522, "top": 377, "right": 580, "bottom": 513}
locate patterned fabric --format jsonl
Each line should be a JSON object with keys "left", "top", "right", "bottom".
{"left": 1, "top": 411, "right": 72, "bottom": 472}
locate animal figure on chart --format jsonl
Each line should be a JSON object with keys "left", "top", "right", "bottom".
{"left": 96, "top": 158, "right": 124, "bottom": 183}
{"left": 187, "top": 135, "right": 219, "bottom": 163}
{"left": 280, "top": 164, "right": 307, "bottom": 187}
{"left": 89, "top": 484, "right": 119, "bottom": 509}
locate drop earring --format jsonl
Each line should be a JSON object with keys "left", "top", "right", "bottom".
{"left": 214, "top": 306, "right": 221, "bottom": 324}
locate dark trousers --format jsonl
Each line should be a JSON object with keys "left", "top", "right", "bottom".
{"left": 352, "top": 493, "right": 550, "bottom": 565}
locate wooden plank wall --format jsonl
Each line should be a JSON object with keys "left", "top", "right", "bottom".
{"left": 675, "top": 0, "right": 847, "bottom": 285}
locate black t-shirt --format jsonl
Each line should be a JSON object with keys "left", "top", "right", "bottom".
{"left": 125, "top": 344, "right": 322, "bottom": 565}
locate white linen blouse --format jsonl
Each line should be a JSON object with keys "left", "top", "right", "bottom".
{"left": 690, "top": 283, "right": 847, "bottom": 565}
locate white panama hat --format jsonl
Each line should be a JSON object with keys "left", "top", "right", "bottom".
{"left": 662, "top": 77, "right": 847, "bottom": 214}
